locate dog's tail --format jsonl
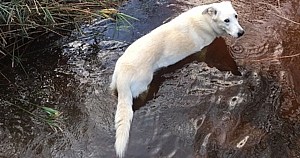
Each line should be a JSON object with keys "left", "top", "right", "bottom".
{"left": 115, "top": 78, "right": 133, "bottom": 158}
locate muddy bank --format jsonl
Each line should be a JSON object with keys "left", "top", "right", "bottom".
{"left": 1, "top": 0, "right": 300, "bottom": 158}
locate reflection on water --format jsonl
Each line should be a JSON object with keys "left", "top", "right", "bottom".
{"left": 0, "top": 0, "right": 300, "bottom": 158}
{"left": 230, "top": 0, "right": 300, "bottom": 123}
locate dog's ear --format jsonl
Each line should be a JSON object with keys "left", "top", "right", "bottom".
{"left": 202, "top": 7, "right": 217, "bottom": 17}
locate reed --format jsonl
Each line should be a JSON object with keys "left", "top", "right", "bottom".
{"left": 0, "top": 0, "right": 133, "bottom": 68}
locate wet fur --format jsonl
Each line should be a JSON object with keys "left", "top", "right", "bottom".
{"left": 110, "top": 1, "right": 244, "bottom": 157}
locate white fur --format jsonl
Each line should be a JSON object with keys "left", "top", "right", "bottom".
{"left": 110, "top": 1, "right": 244, "bottom": 157}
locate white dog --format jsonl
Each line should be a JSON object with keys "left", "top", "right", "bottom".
{"left": 110, "top": 1, "right": 244, "bottom": 157}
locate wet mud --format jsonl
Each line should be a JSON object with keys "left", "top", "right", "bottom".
{"left": 1, "top": 0, "right": 300, "bottom": 158}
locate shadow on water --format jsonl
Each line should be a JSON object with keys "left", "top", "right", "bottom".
{"left": 1, "top": 0, "right": 300, "bottom": 158}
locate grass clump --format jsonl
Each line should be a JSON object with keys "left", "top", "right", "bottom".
{"left": 0, "top": 0, "right": 132, "bottom": 68}
{"left": 4, "top": 99, "right": 63, "bottom": 132}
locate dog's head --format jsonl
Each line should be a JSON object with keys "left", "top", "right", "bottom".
{"left": 202, "top": 1, "right": 244, "bottom": 38}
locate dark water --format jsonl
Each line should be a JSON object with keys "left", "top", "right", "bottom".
{"left": 1, "top": 0, "right": 300, "bottom": 157}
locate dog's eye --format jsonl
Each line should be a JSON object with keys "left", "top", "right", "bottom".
{"left": 235, "top": 15, "right": 238, "bottom": 19}
{"left": 224, "top": 19, "right": 230, "bottom": 23}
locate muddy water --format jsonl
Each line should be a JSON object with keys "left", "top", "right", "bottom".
{"left": 1, "top": 0, "right": 300, "bottom": 158}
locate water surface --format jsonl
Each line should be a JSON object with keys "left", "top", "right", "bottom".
{"left": 1, "top": 0, "right": 300, "bottom": 158}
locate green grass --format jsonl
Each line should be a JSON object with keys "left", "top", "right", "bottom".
{"left": 5, "top": 99, "right": 63, "bottom": 132}
{"left": 0, "top": 0, "right": 135, "bottom": 68}
{"left": 99, "top": 8, "right": 139, "bottom": 30}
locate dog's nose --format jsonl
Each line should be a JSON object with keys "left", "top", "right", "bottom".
{"left": 238, "top": 30, "right": 245, "bottom": 37}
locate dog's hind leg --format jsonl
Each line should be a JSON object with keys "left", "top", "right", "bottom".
{"left": 130, "top": 69, "right": 153, "bottom": 98}
{"left": 110, "top": 71, "right": 117, "bottom": 91}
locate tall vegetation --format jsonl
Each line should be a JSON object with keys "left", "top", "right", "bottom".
{"left": 0, "top": 0, "right": 127, "bottom": 67}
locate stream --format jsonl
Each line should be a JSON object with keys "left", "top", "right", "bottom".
{"left": 1, "top": 0, "right": 300, "bottom": 158}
